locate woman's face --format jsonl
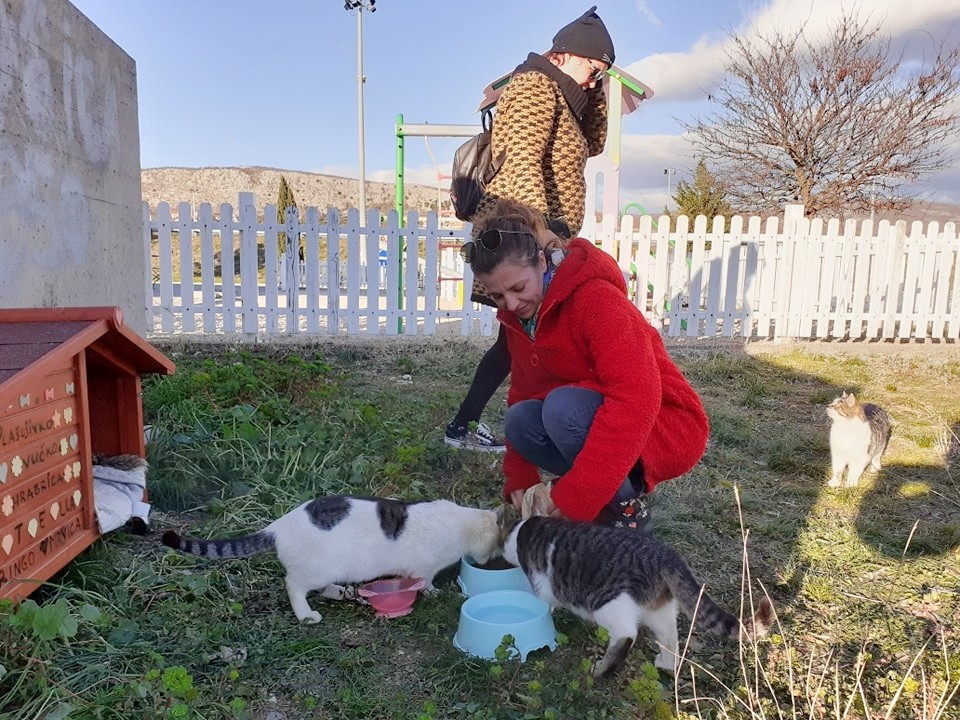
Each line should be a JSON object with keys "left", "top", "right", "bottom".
{"left": 476, "top": 252, "right": 548, "bottom": 320}
{"left": 557, "top": 53, "right": 608, "bottom": 89}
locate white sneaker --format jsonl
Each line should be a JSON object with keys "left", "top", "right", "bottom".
{"left": 444, "top": 421, "right": 506, "bottom": 453}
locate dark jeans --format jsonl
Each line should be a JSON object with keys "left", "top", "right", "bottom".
{"left": 503, "top": 386, "right": 637, "bottom": 503}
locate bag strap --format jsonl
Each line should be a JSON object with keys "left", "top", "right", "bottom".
{"left": 481, "top": 108, "right": 494, "bottom": 133}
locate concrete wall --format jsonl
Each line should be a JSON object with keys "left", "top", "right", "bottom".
{"left": 0, "top": 1, "right": 146, "bottom": 334}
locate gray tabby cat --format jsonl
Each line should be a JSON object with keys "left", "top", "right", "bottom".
{"left": 500, "top": 516, "right": 774, "bottom": 677}
{"left": 163, "top": 496, "right": 502, "bottom": 623}
{"left": 826, "top": 391, "right": 892, "bottom": 487}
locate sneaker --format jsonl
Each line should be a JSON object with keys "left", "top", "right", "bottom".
{"left": 444, "top": 421, "right": 506, "bottom": 453}
{"left": 595, "top": 495, "right": 652, "bottom": 533}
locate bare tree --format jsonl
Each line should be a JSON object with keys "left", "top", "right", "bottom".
{"left": 685, "top": 13, "right": 960, "bottom": 217}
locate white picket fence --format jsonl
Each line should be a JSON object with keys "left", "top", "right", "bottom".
{"left": 146, "top": 194, "right": 960, "bottom": 342}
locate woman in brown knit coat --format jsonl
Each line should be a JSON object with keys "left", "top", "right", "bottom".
{"left": 445, "top": 6, "right": 615, "bottom": 452}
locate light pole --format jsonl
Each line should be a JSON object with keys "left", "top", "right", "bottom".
{"left": 663, "top": 168, "right": 676, "bottom": 211}
{"left": 344, "top": 0, "right": 375, "bottom": 219}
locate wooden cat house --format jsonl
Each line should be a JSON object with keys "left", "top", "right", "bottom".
{"left": 0, "top": 307, "right": 175, "bottom": 602}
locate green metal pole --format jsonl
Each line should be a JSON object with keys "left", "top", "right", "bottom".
{"left": 395, "top": 113, "right": 405, "bottom": 218}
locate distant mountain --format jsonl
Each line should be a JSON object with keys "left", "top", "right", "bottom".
{"left": 141, "top": 166, "right": 960, "bottom": 227}
{"left": 141, "top": 166, "right": 451, "bottom": 218}
{"left": 869, "top": 200, "right": 960, "bottom": 226}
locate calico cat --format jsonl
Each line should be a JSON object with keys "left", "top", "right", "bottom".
{"left": 826, "top": 391, "right": 892, "bottom": 487}
{"left": 500, "top": 516, "right": 774, "bottom": 676}
{"left": 162, "top": 496, "right": 502, "bottom": 623}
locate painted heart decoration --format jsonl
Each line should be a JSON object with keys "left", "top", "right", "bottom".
{"left": 50, "top": 502, "right": 60, "bottom": 520}
{"left": 0, "top": 462, "right": 7, "bottom": 483}
{"left": 73, "top": 490, "right": 82, "bottom": 506}
{"left": 1, "top": 534, "right": 12, "bottom": 555}
{"left": 69, "top": 433, "right": 78, "bottom": 450}
{"left": 27, "top": 518, "right": 38, "bottom": 537}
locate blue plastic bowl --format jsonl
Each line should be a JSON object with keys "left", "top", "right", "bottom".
{"left": 453, "top": 589, "right": 557, "bottom": 661}
{"left": 457, "top": 555, "right": 533, "bottom": 597}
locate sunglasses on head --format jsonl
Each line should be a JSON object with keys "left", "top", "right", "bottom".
{"left": 460, "top": 228, "right": 533, "bottom": 264}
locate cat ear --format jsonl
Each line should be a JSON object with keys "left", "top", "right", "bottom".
{"left": 845, "top": 393, "right": 857, "bottom": 406}
{"left": 497, "top": 503, "right": 519, "bottom": 528}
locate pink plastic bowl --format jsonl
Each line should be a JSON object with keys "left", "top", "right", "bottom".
{"left": 357, "top": 577, "right": 426, "bottom": 618}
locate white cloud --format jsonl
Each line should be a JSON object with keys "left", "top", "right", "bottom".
{"left": 634, "top": 1, "right": 661, "bottom": 27}
{"left": 623, "top": 0, "right": 960, "bottom": 102}
{"left": 615, "top": 133, "right": 698, "bottom": 205}
{"left": 619, "top": 0, "right": 960, "bottom": 204}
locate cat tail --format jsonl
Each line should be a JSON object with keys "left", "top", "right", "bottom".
{"left": 667, "top": 565, "right": 775, "bottom": 642}
{"left": 161, "top": 529, "right": 275, "bottom": 558}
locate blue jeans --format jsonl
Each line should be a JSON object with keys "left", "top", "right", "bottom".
{"left": 504, "top": 386, "right": 635, "bottom": 502}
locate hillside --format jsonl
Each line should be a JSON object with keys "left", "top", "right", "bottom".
{"left": 141, "top": 166, "right": 450, "bottom": 218}
{"left": 141, "top": 166, "right": 960, "bottom": 226}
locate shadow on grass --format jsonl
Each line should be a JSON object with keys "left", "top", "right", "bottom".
{"left": 654, "top": 344, "right": 841, "bottom": 617}
{"left": 853, "top": 420, "right": 960, "bottom": 558}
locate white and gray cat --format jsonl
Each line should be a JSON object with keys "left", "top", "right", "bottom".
{"left": 162, "top": 496, "right": 502, "bottom": 623}
{"left": 827, "top": 391, "right": 892, "bottom": 487}
{"left": 500, "top": 516, "right": 774, "bottom": 677}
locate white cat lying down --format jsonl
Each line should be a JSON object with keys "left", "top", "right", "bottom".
{"left": 163, "top": 495, "right": 502, "bottom": 623}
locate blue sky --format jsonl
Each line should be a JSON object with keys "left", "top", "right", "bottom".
{"left": 70, "top": 0, "right": 960, "bottom": 210}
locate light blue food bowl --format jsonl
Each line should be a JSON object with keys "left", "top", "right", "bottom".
{"left": 457, "top": 555, "right": 533, "bottom": 597}
{"left": 453, "top": 589, "right": 557, "bottom": 662}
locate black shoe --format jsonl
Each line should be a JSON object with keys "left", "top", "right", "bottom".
{"left": 444, "top": 420, "right": 506, "bottom": 453}
{"left": 596, "top": 495, "right": 652, "bottom": 533}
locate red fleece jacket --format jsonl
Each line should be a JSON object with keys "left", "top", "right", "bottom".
{"left": 500, "top": 239, "right": 709, "bottom": 522}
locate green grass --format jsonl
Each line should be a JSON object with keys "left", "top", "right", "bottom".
{"left": 2, "top": 340, "right": 958, "bottom": 719}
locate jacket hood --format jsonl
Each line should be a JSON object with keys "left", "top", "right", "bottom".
{"left": 541, "top": 238, "right": 626, "bottom": 315}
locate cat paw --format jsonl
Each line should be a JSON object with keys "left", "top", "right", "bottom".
{"left": 324, "top": 584, "right": 356, "bottom": 601}
{"left": 653, "top": 653, "right": 677, "bottom": 674}
{"left": 297, "top": 611, "right": 324, "bottom": 624}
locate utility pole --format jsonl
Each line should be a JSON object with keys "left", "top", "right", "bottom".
{"left": 663, "top": 168, "right": 676, "bottom": 211}
{"left": 344, "top": 0, "right": 376, "bottom": 219}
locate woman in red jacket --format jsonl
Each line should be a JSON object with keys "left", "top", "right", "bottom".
{"left": 461, "top": 200, "right": 709, "bottom": 532}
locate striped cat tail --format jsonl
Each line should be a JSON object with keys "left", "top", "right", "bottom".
{"left": 687, "top": 587, "right": 775, "bottom": 642}
{"left": 742, "top": 596, "right": 775, "bottom": 640}
{"left": 667, "top": 562, "right": 775, "bottom": 641}
{"left": 161, "top": 530, "right": 276, "bottom": 558}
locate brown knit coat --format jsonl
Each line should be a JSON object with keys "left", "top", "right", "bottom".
{"left": 470, "top": 66, "right": 607, "bottom": 306}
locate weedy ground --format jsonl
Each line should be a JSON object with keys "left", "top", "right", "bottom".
{"left": 1, "top": 338, "right": 958, "bottom": 720}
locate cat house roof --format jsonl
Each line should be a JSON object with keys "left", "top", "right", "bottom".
{"left": 0, "top": 306, "right": 174, "bottom": 408}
